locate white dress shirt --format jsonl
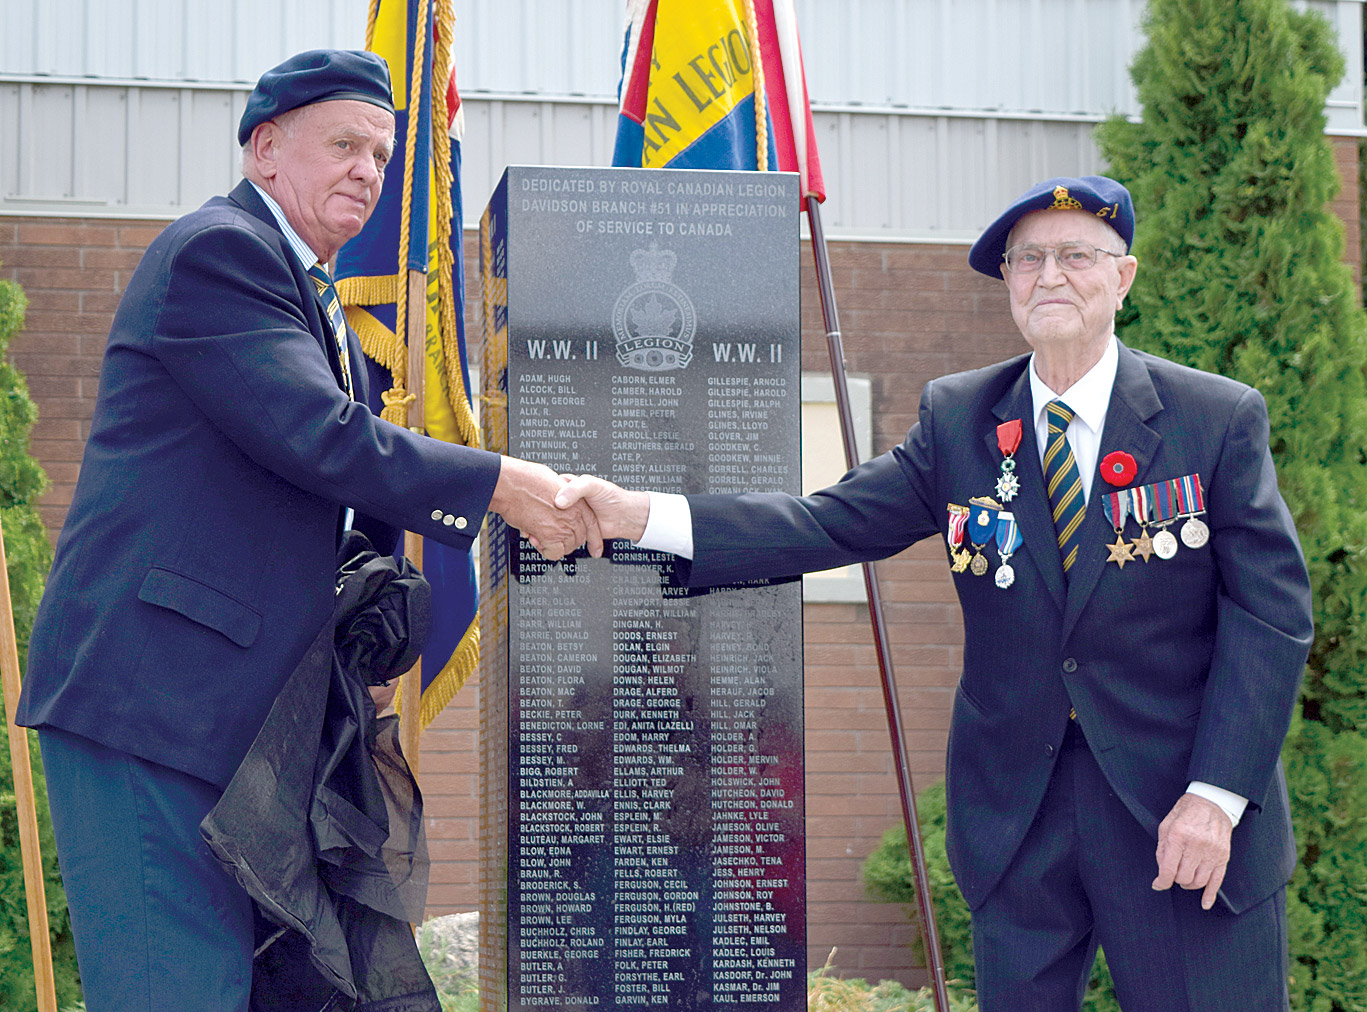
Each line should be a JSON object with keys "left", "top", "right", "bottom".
{"left": 1028, "top": 335, "right": 1118, "bottom": 506}
{"left": 636, "top": 336, "right": 1246, "bottom": 826}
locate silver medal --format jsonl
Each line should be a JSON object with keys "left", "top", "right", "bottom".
{"left": 994, "top": 563, "right": 1015, "bottom": 589}
{"left": 1181, "top": 517, "right": 1210, "bottom": 549}
{"left": 1153, "top": 529, "right": 1179, "bottom": 559}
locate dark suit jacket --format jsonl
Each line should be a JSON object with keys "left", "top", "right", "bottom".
{"left": 18, "top": 180, "right": 503, "bottom": 789}
{"left": 681, "top": 344, "right": 1313, "bottom": 914}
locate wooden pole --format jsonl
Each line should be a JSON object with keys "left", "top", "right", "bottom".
{"left": 399, "top": 267, "right": 427, "bottom": 772}
{"left": 0, "top": 517, "right": 59, "bottom": 1012}
{"left": 805, "top": 195, "right": 952, "bottom": 1011}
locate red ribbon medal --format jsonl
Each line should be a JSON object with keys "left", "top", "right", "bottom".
{"left": 995, "top": 419, "right": 1023, "bottom": 501}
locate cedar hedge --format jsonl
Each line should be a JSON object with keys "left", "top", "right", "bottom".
{"left": 0, "top": 261, "right": 79, "bottom": 1009}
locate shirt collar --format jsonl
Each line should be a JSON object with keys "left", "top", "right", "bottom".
{"left": 248, "top": 181, "right": 323, "bottom": 270}
{"left": 1028, "top": 335, "right": 1119, "bottom": 436}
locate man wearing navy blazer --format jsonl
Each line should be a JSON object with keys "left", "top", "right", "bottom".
{"left": 558, "top": 177, "right": 1314, "bottom": 1011}
{"left": 16, "top": 51, "right": 600, "bottom": 1010}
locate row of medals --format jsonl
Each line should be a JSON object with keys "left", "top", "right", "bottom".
{"left": 1103, "top": 476, "right": 1210, "bottom": 568}
{"left": 946, "top": 496, "right": 1019, "bottom": 588}
{"left": 947, "top": 457, "right": 1212, "bottom": 586}
{"left": 1109, "top": 508, "right": 1208, "bottom": 567}
{"left": 946, "top": 454, "right": 1025, "bottom": 588}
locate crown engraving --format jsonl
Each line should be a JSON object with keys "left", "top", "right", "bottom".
{"left": 1050, "top": 185, "right": 1083, "bottom": 210}
{"left": 630, "top": 242, "right": 678, "bottom": 283}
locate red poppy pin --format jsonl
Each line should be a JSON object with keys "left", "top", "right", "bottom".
{"left": 1100, "top": 451, "right": 1137, "bottom": 487}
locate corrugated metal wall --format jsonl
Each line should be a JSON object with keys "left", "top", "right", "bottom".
{"left": 2, "top": 0, "right": 1362, "bottom": 236}
{"left": 1, "top": 0, "right": 364, "bottom": 82}
{"left": 5, "top": 0, "right": 1359, "bottom": 115}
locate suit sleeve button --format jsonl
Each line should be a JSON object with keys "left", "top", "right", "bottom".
{"left": 431, "top": 509, "right": 444, "bottom": 521}
{"left": 442, "top": 514, "right": 455, "bottom": 526}
{"left": 455, "top": 516, "right": 468, "bottom": 529}
{"left": 1062, "top": 657, "right": 1078, "bottom": 673}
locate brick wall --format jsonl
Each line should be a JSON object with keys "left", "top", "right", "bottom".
{"left": 2, "top": 135, "right": 1360, "bottom": 991}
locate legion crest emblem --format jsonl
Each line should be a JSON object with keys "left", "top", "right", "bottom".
{"left": 612, "top": 242, "right": 696, "bottom": 371}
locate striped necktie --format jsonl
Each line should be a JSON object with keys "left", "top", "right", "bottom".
{"left": 1043, "top": 399, "right": 1085, "bottom": 575}
{"left": 307, "top": 262, "right": 354, "bottom": 399}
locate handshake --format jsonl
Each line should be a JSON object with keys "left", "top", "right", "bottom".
{"left": 488, "top": 457, "right": 652, "bottom": 561}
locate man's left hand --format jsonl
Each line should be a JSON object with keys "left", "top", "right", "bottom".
{"left": 1152, "top": 792, "right": 1233, "bottom": 910}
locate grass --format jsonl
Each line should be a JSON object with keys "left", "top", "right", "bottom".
{"left": 806, "top": 950, "right": 979, "bottom": 1012}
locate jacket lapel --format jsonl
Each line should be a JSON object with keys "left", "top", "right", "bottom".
{"left": 989, "top": 367, "right": 1068, "bottom": 614}
{"left": 226, "top": 181, "right": 353, "bottom": 397}
{"left": 1060, "top": 343, "right": 1163, "bottom": 642}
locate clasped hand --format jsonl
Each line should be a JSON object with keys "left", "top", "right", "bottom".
{"left": 488, "top": 457, "right": 603, "bottom": 561}
{"left": 490, "top": 464, "right": 648, "bottom": 561}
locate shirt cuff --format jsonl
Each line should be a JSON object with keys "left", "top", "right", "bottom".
{"left": 636, "top": 491, "right": 694, "bottom": 559}
{"left": 1187, "top": 781, "right": 1248, "bottom": 828}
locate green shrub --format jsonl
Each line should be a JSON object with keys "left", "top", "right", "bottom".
{"left": 0, "top": 260, "right": 75, "bottom": 1008}
{"left": 1098, "top": 1, "right": 1367, "bottom": 1007}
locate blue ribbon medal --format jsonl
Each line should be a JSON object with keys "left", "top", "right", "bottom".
{"left": 994, "top": 511, "right": 1023, "bottom": 589}
{"left": 966, "top": 497, "right": 1002, "bottom": 577}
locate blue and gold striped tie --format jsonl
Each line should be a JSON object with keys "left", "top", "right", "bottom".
{"left": 307, "top": 262, "right": 354, "bottom": 399}
{"left": 1043, "top": 400, "right": 1085, "bottom": 574}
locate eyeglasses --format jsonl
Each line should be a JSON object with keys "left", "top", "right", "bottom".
{"left": 1003, "top": 241, "right": 1126, "bottom": 273}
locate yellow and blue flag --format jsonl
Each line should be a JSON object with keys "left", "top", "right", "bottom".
{"left": 613, "top": 0, "right": 825, "bottom": 201}
{"left": 336, "top": 0, "right": 480, "bottom": 731}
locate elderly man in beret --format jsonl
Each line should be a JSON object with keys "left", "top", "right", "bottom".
{"left": 17, "top": 50, "right": 600, "bottom": 1009}
{"left": 558, "top": 176, "right": 1313, "bottom": 1010}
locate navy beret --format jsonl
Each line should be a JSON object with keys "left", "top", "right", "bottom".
{"left": 238, "top": 50, "right": 395, "bottom": 146}
{"left": 969, "top": 175, "right": 1135, "bottom": 277}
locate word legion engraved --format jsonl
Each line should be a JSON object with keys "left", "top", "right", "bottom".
{"left": 481, "top": 165, "right": 804, "bottom": 1012}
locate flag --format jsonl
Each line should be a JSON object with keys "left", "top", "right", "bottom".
{"left": 336, "top": 0, "right": 480, "bottom": 732}
{"left": 612, "top": 0, "right": 824, "bottom": 202}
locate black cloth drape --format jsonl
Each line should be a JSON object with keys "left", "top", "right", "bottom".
{"left": 202, "top": 531, "right": 440, "bottom": 1012}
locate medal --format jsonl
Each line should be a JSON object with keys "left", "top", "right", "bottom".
{"left": 1176, "top": 474, "right": 1210, "bottom": 549}
{"left": 946, "top": 504, "right": 972, "bottom": 573}
{"left": 994, "top": 511, "right": 1023, "bottom": 589}
{"left": 1102, "top": 491, "right": 1135, "bottom": 569}
{"left": 967, "top": 497, "right": 1002, "bottom": 577}
{"left": 1106, "top": 533, "right": 1136, "bottom": 568}
{"left": 995, "top": 419, "right": 1023, "bottom": 502}
{"left": 1128, "top": 485, "right": 1155, "bottom": 563}
{"left": 1150, "top": 478, "right": 1179, "bottom": 559}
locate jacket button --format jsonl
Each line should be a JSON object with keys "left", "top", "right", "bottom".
{"left": 1044, "top": 743, "right": 1055, "bottom": 757}
{"left": 442, "top": 514, "right": 455, "bottom": 526}
{"left": 431, "top": 509, "right": 443, "bottom": 521}
{"left": 454, "top": 516, "right": 468, "bottom": 530}
{"left": 1062, "top": 657, "right": 1078, "bottom": 673}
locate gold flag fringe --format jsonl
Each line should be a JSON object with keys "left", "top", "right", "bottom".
{"left": 418, "top": 621, "right": 480, "bottom": 729}
{"left": 343, "top": 303, "right": 406, "bottom": 375}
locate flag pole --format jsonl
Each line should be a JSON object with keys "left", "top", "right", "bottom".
{"left": 0, "top": 518, "right": 59, "bottom": 1012}
{"left": 805, "top": 194, "right": 952, "bottom": 1011}
{"left": 400, "top": 268, "right": 427, "bottom": 771}
{"left": 392, "top": 0, "right": 433, "bottom": 772}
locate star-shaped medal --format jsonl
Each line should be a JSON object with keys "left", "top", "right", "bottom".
{"left": 1132, "top": 530, "right": 1155, "bottom": 562}
{"left": 1106, "top": 533, "right": 1136, "bottom": 569}
{"left": 950, "top": 549, "right": 972, "bottom": 573}
{"left": 995, "top": 471, "right": 1020, "bottom": 502}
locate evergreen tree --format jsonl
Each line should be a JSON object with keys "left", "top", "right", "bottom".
{"left": 0, "top": 261, "right": 79, "bottom": 1008}
{"left": 1097, "top": 1, "right": 1367, "bottom": 1007}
